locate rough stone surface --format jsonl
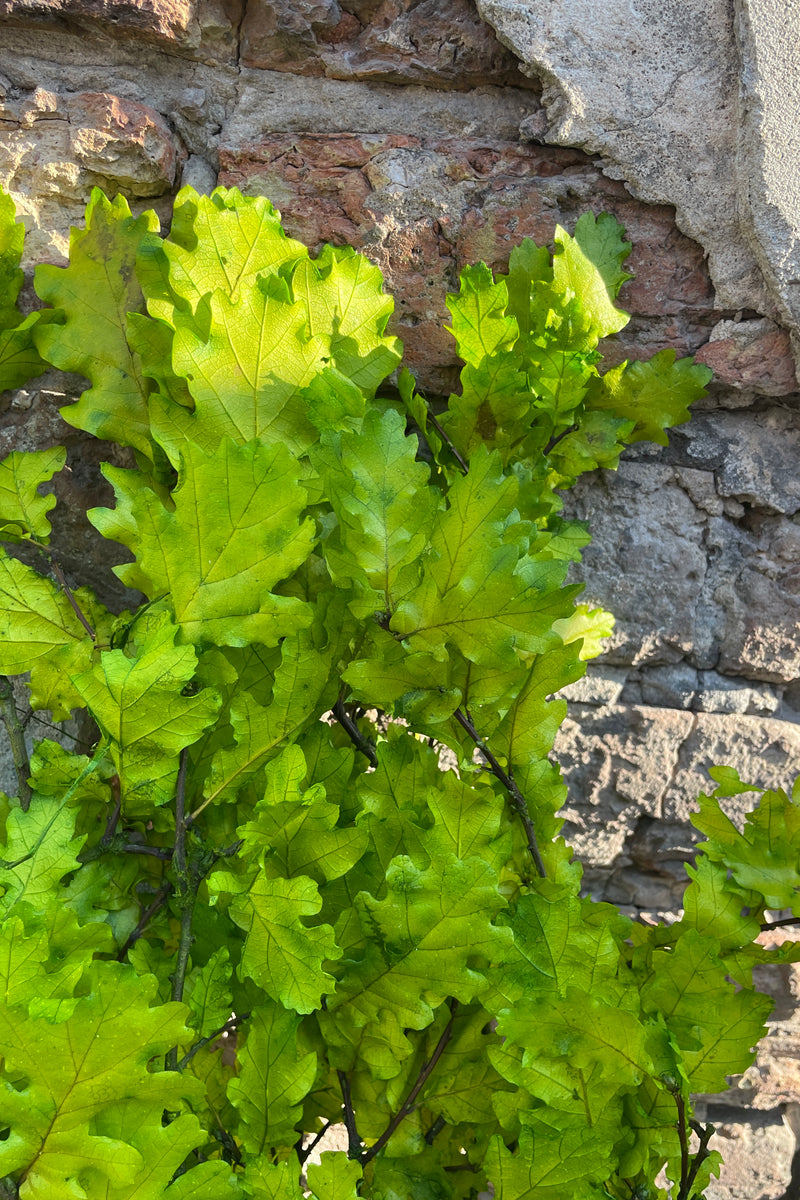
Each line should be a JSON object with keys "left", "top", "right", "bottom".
{"left": 239, "top": 0, "right": 533, "bottom": 89}
{"left": 0, "top": 0, "right": 243, "bottom": 62}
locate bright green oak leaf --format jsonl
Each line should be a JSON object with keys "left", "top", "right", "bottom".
{"left": 0, "top": 962, "right": 199, "bottom": 1198}
{"left": 485, "top": 1123, "right": 612, "bottom": 1199}
{"left": 497, "top": 989, "right": 652, "bottom": 1091}
{"left": 307, "top": 1152, "right": 363, "bottom": 1200}
{"left": 445, "top": 263, "right": 518, "bottom": 369}
{"left": 224, "top": 872, "right": 342, "bottom": 1013}
{"left": 0, "top": 794, "right": 85, "bottom": 915}
{"left": 552, "top": 212, "right": 632, "bottom": 340}
{"left": 0, "top": 190, "right": 51, "bottom": 390}
{"left": 370, "top": 1150, "right": 453, "bottom": 1200}
{"left": 71, "top": 612, "right": 220, "bottom": 811}
{"left": 227, "top": 1004, "right": 317, "bottom": 1152}
{"left": 586, "top": 349, "right": 711, "bottom": 446}
{"left": 184, "top": 945, "right": 233, "bottom": 1039}
{"left": 486, "top": 887, "right": 622, "bottom": 1010}
{"left": 327, "top": 854, "right": 511, "bottom": 1063}
{"left": 33, "top": 188, "right": 162, "bottom": 460}
{"left": 640, "top": 929, "right": 772, "bottom": 1091}
{"left": 138, "top": 185, "right": 307, "bottom": 330}
{"left": 0, "top": 899, "right": 112, "bottom": 1017}
{"left": 314, "top": 406, "right": 438, "bottom": 618}
{"left": 0, "top": 448, "right": 65, "bottom": 545}
{"left": 672, "top": 855, "right": 761, "bottom": 953}
{"left": 90, "top": 437, "right": 315, "bottom": 647}
{"left": 392, "top": 448, "right": 576, "bottom": 668}
{"left": 241, "top": 1154, "right": 304, "bottom": 1200}
{"left": 692, "top": 784, "right": 800, "bottom": 911}
{"left": 82, "top": 1102, "right": 236, "bottom": 1200}
{"left": 203, "top": 638, "right": 332, "bottom": 807}
{"left": 238, "top": 746, "right": 368, "bottom": 885}
{"left": 0, "top": 550, "right": 103, "bottom": 684}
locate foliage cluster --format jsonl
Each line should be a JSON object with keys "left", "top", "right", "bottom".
{"left": 0, "top": 183, "right": 798, "bottom": 1200}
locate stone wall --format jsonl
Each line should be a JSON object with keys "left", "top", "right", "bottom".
{"left": 1, "top": 2, "right": 799, "bottom": 1195}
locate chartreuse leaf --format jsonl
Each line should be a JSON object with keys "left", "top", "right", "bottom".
{"left": 203, "top": 637, "right": 333, "bottom": 807}
{"left": 314, "top": 407, "right": 438, "bottom": 618}
{"left": 90, "top": 437, "right": 315, "bottom": 647}
{"left": 242, "top": 1155, "right": 304, "bottom": 1200}
{"left": 227, "top": 1003, "right": 317, "bottom": 1150}
{"left": 0, "top": 551, "right": 96, "bottom": 677}
{"left": 185, "top": 946, "right": 233, "bottom": 1039}
{"left": 139, "top": 186, "right": 399, "bottom": 452}
{"left": 693, "top": 781, "right": 800, "bottom": 910}
{"left": 307, "top": 1152, "right": 362, "bottom": 1200}
{"left": 238, "top": 746, "right": 368, "bottom": 885}
{"left": 392, "top": 447, "right": 576, "bottom": 669}
{"left": 485, "top": 1124, "right": 611, "bottom": 1199}
{"left": 640, "top": 929, "right": 772, "bottom": 1091}
{"left": 0, "top": 448, "right": 65, "bottom": 544}
{"left": 552, "top": 212, "right": 632, "bottom": 339}
{"left": 325, "top": 854, "right": 510, "bottom": 1072}
{"left": 0, "top": 793, "right": 85, "bottom": 914}
{"left": 0, "top": 962, "right": 200, "bottom": 1198}
{"left": 33, "top": 189, "right": 162, "bottom": 460}
{"left": 0, "top": 190, "right": 51, "bottom": 390}
{"left": 587, "top": 350, "right": 712, "bottom": 446}
{"left": 217, "top": 868, "right": 341, "bottom": 1013}
{"left": 71, "top": 612, "right": 220, "bottom": 811}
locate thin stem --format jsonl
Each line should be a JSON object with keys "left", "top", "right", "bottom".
{"left": 297, "top": 1119, "right": 333, "bottom": 1166}
{"left": 761, "top": 916, "right": 800, "bottom": 930}
{"left": 424, "top": 407, "right": 469, "bottom": 476}
{"left": 0, "top": 677, "right": 31, "bottom": 810}
{"left": 675, "top": 1091, "right": 690, "bottom": 1196}
{"left": 122, "top": 843, "right": 174, "bottom": 860}
{"left": 116, "top": 882, "right": 172, "bottom": 961}
{"left": 167, "top": 750, "right": 194, "bottom": 1071}
{"left": 452, "top": 708, "right": 546, "bottom": 879}
{"left": 177, "top": 1012, "right": 251, "bottom": 1071}
{"left": 333, "top": 697, "right": 377, "bottom": 768}
{"left": 424, "top": 1115, "right": 446, "bottom": 1145}
{"left": 337, "top": 1070, "right": 362, "bottom": 1161}
{"left": 100, "top": 783, "right": 122, "bottom": 847}
{"left": 50, "top": 559, "right": 96, "bottom": 641}
{"left": 362, "top": 1004, "right": 457, "bottom": 1165}
{"left": 682, "top": 1121, "right": 716, "bottom": 1199}
{"left": 543, "top": 423, "right": 577, "bottom": 457}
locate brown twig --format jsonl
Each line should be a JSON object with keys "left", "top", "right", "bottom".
{"left": 333, "top": 697, "right": 377, "bottom": 768}
{"left": 424, "top": 407, "right": 469, "bottom": 476}
{"left": 362, "top": 1004, "right": 457, "bottom": 1165}
{"left": 337, "top": 1070, "right": 362, "bottom": 1161}
{"left": 116, "top": 881, "right": 172, "bottom": 961}
{"left": 51, "top": 559, "right": 96, "bottom": 641}
{"left": 297, "top": 1120, "right": 334, "bottom": 1166}
{"left": 452, "top": 708, "right": 546, "bottom": 879}
{"left": 761, "top": 916, "right": 800, "bottom": 930}
{"left": 0, "top": 676, "right": 31, "bottom": 810}
{"left": 682, "top": 1120, "right": 716, "bottom": 1199}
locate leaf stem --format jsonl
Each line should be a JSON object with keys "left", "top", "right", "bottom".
{"left": 362, "top": 1003, "right": 457, "bottom": 1165}
{"left": 333, "top": 697, "right": 377, "bottom": 768}
{"left": 0, "top": 676, "right": 31, "bottom": 811}
{"left": 675, "top": 1091, "right": 690, "bottom": 1196}
{"left": 177, "top": 1011, "right": 251, "bottom": 1071}
{"left": 424, "top": 407, "right": 469, "bottom": 476}
{"left": 167, "top": 750, "right": 195, "bottom": 1070}
{"left": 452, "top": 708, "right": 546, "bottom": 879}
{"left": 297, "top": 1119, "right": 333, "bottom": 1166}
{"left": 337, "top": 1070, "right": 362, "bottom": 1160}
{"left": 116, "top": 881, "right": 172, "bottom": 961}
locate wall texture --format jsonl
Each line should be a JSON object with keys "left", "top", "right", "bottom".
{"left": 0, "top": 2, "right": 799, "bottom": 1194}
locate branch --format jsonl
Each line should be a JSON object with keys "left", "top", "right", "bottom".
{"left": 337, "top": 1070, "right": 362, "bottom": 1161}
{"left": 167, "top": 750, "right": 195, "bottom": 1070}
{"left": 116, "top": 881, "right": 172, "bottom": 960}
{"left": 177, "top": 1012, "right": 251, "bottom": 1071}
{"left": 362, "top": 1003, "right": 457, "bottom": 1165}
{"left": 297, "top": 1119, "right": 333, "bottom": 1166}
{"left": 333, "top": 697, "right": 377, "bottom": 768}
{"left": 761, "top": 916, "right": 800, "bottom": 930}
{"left": 424, "top": 407, "right": 469, "bottom": 476}
{"left": 681, "top": 1121, "right": 716, "bottom": 1200}
{"left": 452, "top": 708, "right": 546, "bottom": 879}
{"left": 50, "top": 558, "right": 96, "bottom": 641}
{"left": 0, "top": 677, "right": 31, "bottom": 811}
{"left": 675, "top": 1090, "right": 690, "bottom": 1197}
{"left": 543, "top": 423, "right": 577, "bottom": 457}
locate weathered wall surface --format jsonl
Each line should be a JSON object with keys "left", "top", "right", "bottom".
{"left": 1, "top": 2, "right": 799, "bottom": 1194}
